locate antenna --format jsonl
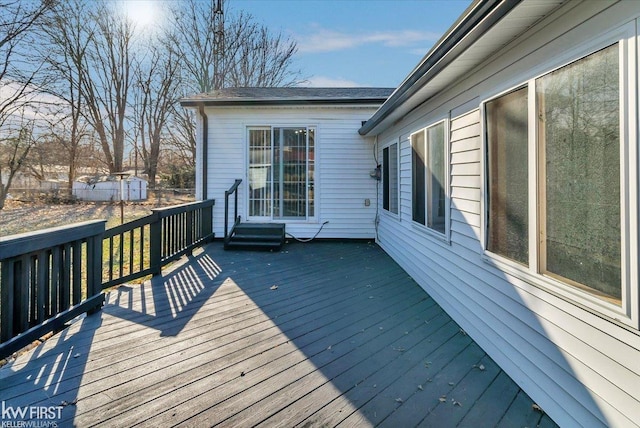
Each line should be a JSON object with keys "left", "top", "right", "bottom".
{"left": 213, "top": 0, "right": 224, "bottom": 90}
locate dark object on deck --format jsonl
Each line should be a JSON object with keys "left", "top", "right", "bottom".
{"left": 224, "top": 222, "right": 285, "bottom": 250}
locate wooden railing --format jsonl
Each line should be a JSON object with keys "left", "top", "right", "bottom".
{"left": 0, "top": 221, "right": 105, "bottom": 359}
{"left": 102, "top": 199, "right": 215, "bottom": 288}
{"left": 150, "top": 200, "right": 215, "bottom": 268}
{"left": 0, "top": 199, "right": 214, "bottom": 359}
{"left": 224, "top": 179, "right": 242, "bottom": 244}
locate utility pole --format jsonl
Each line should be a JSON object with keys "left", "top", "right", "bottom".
{"left": 213, "top": 0, "right": 224, "bottom": 90}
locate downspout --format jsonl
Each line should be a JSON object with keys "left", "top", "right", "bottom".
{"left": 374, "top": 135, "right": 380, "bottom": 242}
{"left": 198, "top": 104, "right": 208, "bottom": 200}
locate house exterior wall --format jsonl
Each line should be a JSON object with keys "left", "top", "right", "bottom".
{"left": 196, "top": 105, "right": 381, "bottom": 239}
{"left": 375, "top": 2, "right": 640, "bottom": 427}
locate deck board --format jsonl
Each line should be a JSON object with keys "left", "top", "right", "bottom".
{"left": 0, "top": 241, "right": 557, "bottom": 427}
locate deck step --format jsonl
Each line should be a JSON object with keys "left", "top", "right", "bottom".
{"left": 225, "top": 223, "right": 285, "bottom": 250}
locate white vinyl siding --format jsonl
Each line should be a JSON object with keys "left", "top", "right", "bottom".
{"left": 195, "top": 105, "right": 381, "bottom": 239}
{"left": 450, "top": 110, "right": 482, "bottom": 247}
{"left": 373, "top": 3, "right": 640, "bottom": 427}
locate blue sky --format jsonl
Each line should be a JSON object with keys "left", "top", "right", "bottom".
{"left": 230, "top": 0, "right": 472, "bottom": 88}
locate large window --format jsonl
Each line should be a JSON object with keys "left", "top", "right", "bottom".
{"left": 248, "top": 126, "right": 315, "bottom": 220}
{"left": 485, "top": 43, "right": 628, "bottom": 307}
{"left": 538, "top": 44, "right": 620, "bottom": 301}
{"left": 383, "top": 142, "right": 398, "bottom": 214}
{"left": 411, "top": 121, "right": 447, "bottom": 234}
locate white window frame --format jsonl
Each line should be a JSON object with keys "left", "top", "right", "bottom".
{"left": 410, "top": 119, "right": 450, "bottom": 240}
{"left": 480, "top": 23, "right": 638, "bottom": 328}
{"left": 382, "top": 140, "right": 400, "bottom": 217}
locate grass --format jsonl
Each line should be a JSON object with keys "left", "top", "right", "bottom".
{"left": 0, "top": 195, "right": 197, "bottom": 364}
{"left": 102, "top": 222, "right": 152, "bottom": 286}
{"left": 1, "top": 194, "right": 195, "bottom": 298}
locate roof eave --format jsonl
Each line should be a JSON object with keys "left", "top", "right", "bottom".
{"left": 358, "top": 0, "right": 522, "bottom": 136}
{"left": 180, "top": 98, "right": 390, "bottom": 107}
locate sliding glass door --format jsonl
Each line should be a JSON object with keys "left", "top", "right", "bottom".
{"left": 248, "top": 126, "right": 315, "bottom": 220}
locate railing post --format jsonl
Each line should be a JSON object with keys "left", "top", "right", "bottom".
{"left": 234, "top": 187, "right": 239, "bottom": 224}
{"left": 0, "top": 261, "right": 14, "bottom": 342}
{"left": 150, "top": 212, "right": 162, "bottom": 276}
{"left": 186, "top": 209, "right": 194, "bottom": 255}
{"left": 224, "top": 190, "right": 230, "bottom": 239}
{"left": 87, "top": 230, "right": 104, "bottom": 314}
{"left": 205, "top": 200, "right": 214, "bottom": 240}
{"left": 224, "top": 179, "right": 242, "bottom": 241}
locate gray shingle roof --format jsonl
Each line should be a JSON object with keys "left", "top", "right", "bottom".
{"left": 180, "top": 87, "right": 395, "bottom": 106}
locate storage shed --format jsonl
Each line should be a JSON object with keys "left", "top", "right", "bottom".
{"left": 73, "top": 175, "right": 148, "bottom": 202}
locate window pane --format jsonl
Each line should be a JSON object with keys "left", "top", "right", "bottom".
{"left": 308, "top": 128, "right": 315, "bottom": 217}
{"left": 412, "top": 131, "right": 426, "bottom": 224}
{"left": 427, "top": 123, "right": 446, "bottom": 233}
{"left": 274, "top": 127, "right": 309, "bottom": 219}
{"left": 383, "top": 147, "right": 390, "bottom": 211}
{"left": 389, "top": 143, "right": 399, "bottom": 214}
{"left": 248, "top": 129, "right": 271, "bottom": 217}
{"left": 537, "top": 44, "right": 621, "bottom": 301}
{"left": 486, "top": 87, "right": 529, "bottom": 265}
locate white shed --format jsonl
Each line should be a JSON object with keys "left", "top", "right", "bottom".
{"left": 73, "top": 175, "right": 147, "bottom": 202}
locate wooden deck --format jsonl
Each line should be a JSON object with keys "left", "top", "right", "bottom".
{"left": 0, "top": 241, "right": 558, "bottom": 427}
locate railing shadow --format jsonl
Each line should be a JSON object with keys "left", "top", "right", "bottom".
{"left": 0, "top": 311, "right": 102, "bottom": 424}
{"left": 104, "top": 249, "right": 224, "bottom": 337}
{"left": 0, "top": 248, "right": 223, "bottom": 426}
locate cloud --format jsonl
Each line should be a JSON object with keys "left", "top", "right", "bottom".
{"left": 297, "top": 27, "right": 440, "bottom": 54}
{"left": 298, "top": 76, "right": 366, "bottom": 87}
{"left": 0, "top": 81, "right": 66, "bottom": 133}
{"left": 408, "top": 47, "right": 432, "bottom": 56}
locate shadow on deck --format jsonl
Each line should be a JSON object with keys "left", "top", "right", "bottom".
{"left": 0, "top": 241, "right": 558, "bottom": 427}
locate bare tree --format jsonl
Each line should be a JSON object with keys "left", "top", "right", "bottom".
{"left": 171, "top": 0, "right": 300, "bottom": 93}
{"left": 166, "top": 107, "right": 196, "bottom": 168}
{"left": 0, "top": 0, "right": 54, "bottom": 209}
{"left": 132, "top": 36, "right": 182, "bottom": 188}
{"left": 225, "top": 14, "right": 299, "bottom": 88}
{"left": 0, "top": 1, "right": 51, "bottom": 127}
{"left": 23, "top": 115, "right": 96, "bottom": 187}
{"left": 80, "top": 2, "right": 134, "bottom": 174}
{"left": 0, "top": 114, "right": 38, "bottom": 209}
{"left": 169, "top": 0, "right": 302, "bottom": 170}
{"left": 39, "top": 0, "right": 96, "bottom": 193}
{"left": 169, "top": 0, "right": 221, "bottom": 94}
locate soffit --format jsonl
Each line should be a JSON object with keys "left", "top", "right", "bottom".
{"left": 362, "top": 0, "right": 567, "bottom": 136}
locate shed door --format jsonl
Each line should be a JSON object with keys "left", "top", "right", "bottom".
{"left": 247, "top": 127, "right": 315, "bottom": 220}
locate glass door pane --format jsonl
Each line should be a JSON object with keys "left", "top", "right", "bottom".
{"left": 308, "top": 128, "right": 315, "bottom": 217}
{"left": 248, "top": 128, "right": 272, "bottom": 217}
{"left": 273, "top": 127, "right": 310, "bottom": 219}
